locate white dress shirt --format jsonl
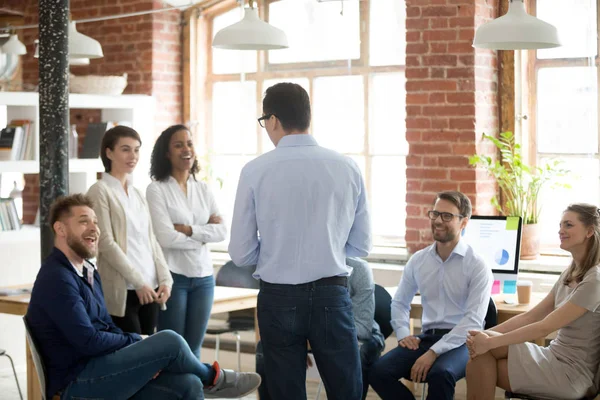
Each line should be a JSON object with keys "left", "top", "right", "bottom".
{"left": 228, "top": 134, "right": 372, "bottom": 284}
{"left": 146, "top": 176, "right": 227, "bottom": 278}
{"left": 102, "top": 173, "right": 158, "bottom": 289}
{"left": 391, "top": 240, "right": 493, "bottom": 355}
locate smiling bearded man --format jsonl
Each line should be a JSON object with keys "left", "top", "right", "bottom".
{"left": 25, "top": 194, "right": 260, "bottom": 400}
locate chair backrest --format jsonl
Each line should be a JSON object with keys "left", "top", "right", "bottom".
{"left": 23, "top": 316, "right": 48, "bottom": 400}
{"left": 215, "top": 261, "right": 259, "bottom": 289}
{"left": 216, "top": 261, "right": 259, "bottom": 324}
{"left": 484, "top": 297, "right": 498, "bottom": 330}
{"left": 374, "top": 284, "right": 394, "bottom": 339}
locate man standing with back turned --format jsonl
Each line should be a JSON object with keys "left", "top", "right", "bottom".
{"left": 229, "top": 82, "right": 372, "bottom": 400}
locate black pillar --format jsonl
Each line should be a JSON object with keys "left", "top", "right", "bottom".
{"left": 39, "top": 0, "right": 70, "bottom": 261}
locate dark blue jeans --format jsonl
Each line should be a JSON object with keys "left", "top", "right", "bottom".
{"left": 256, "top": 334, "right": 382, "bottom": 400}
{"left": 368, "top": 333, "right": 469, "bottom": 400}
{"left": 257, "top": 280, "right": 362, "bottom": 400}
{"left": 61, "top": 330, "right": 215, "bottom": 400}
{"left": 158, "top": 273, "right": 215, "bottom": 359}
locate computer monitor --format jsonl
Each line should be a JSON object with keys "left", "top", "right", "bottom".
{"left": 461, "top": 215, "right": 523, "bottom": 293}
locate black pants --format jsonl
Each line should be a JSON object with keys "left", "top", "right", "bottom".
{"left": 111, "top": 289, "right": 159, "bottom": 335}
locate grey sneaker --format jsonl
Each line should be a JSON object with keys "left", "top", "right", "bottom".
{"left": 204, "top": 361, "right": 261, "bottom": 399}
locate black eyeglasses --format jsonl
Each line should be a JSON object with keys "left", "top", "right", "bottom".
{"left": 427, "top": 210, "right": 464, "bottom": 222}
{"left": 257, "top": 114, "right": 277, "bottom": 128}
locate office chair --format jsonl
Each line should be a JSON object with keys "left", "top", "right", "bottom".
{"left": 0, "top": 347, "right": 23, "bottom": 400}
{"left": 23, "top": 316, "right": 62, "bottom": 400}
{"left": 206, "top": 261, "right": 258, "bottom": 371}
{"left": 374, "top": 283, "right": 394, "bottom": 338}
{"left": 418, "top": 297, "right": 498, "bottom": 399}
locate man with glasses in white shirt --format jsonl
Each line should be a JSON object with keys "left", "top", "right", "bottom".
{"left": 369, "top": 191, "right": 492, "bottom": 400}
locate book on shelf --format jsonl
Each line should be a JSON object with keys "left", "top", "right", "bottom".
{"left": 0, "top": 126, "right": 24, "bottom": 161}
{"left": 0, "top": 198, "right": 20, "bottom": 231}
{"left": 10, "top": 120, "right": 35, "bottom": 161}
{"left": 0, "top": 120, "right": 34, "bottom": 161}
{"left": 81, "top": 122, "right": 117, "bottom": 159}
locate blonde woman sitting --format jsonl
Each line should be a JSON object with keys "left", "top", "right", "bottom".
{"left": 466, "top": 203, "right": 600, "bottom": 400}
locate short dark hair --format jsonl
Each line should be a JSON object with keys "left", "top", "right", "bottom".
{"left": 262, "top": 82, "right": 311, "bottom": 132}
{"left": 150, "top": 124, "right": 200, "bottom": 182}
{"left": 49, "top": 194, "right": 95, "bottom": 234}
{"left": 435, "top": 191, "right": 472, "bottom": 218}
{"left": 100, "top": 125, "right": 142, "bottom": 172}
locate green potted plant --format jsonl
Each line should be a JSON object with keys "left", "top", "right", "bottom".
{"left": 469, "top": 131, "right": 570, "bottom": 259}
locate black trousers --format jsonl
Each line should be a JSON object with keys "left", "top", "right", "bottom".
{"left": 111, "top": 289, "right": 159, "bottom": 335}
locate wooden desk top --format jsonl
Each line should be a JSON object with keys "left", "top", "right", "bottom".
{"left": 0, "top": 284, "right": 32, "bottom": 316}
{"left": 0, "top": 284, "right": 259, "bottom": 317}
{"left": 385, "top": 286, "right": 548, "bottom": 316}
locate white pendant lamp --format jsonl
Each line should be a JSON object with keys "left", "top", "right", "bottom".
{"left": 473, "top": 0, "right": 561, "bottom": 50}
{"left": 2, "top": 34, "right": 27, "bottom": 55}
{"left": 212, "top": 5, "right": 288, "bottom": 50}
{"left": 69, "top": 57, "right": 91, "bottom": 66}
{"left": 69, "top": 21, "right": 103, "bottom": 59}
{"left": 34, "top": 39, "right": 91, "bottom": 65}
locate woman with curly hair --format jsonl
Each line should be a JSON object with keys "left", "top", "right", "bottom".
{"left": 146, "top": 124, "right": 227, "bottom": 358}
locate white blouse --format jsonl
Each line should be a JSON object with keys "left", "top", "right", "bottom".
{"left": 102, "top": 173, "right": 158, "bottom": 289}
{"left": 146, "top": 176, "right": 227, "bottom": 278}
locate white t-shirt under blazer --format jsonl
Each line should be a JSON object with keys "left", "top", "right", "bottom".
{"left": 146, "top": 176, "right": 227, "bottom": 278}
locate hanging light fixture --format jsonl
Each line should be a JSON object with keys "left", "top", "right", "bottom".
{"left": 69, "top": 57, "right": 91, "bottom": 66}
{"left": 212, "top": 2, "right": 288, "bottom": 50}
{"left": 69, "top": 21, "right": 103, "bottom": 59}
{"left": 34, "top": 43, "right": 91, "bottom": 65}
{"left": 473, "top": 0, "right": 561, "bottom": 50}
{"left": 2, "top": 34, "right": 27, "bottom": 55}
{"left": 34, "top": 39, "right": 91, "bottom": 65}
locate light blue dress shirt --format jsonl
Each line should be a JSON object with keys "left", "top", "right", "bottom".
{"left": 228, "top": 134, "right": 372, "bottom": 284}
{"left": 391, "top": 240, "right": 493, "bottom": 355}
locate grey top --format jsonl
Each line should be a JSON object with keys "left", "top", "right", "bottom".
{"left": 550, "top": 266, "right": 600, "bottom": 384}
{"left": 346, "top": 257, "right": 385, "bottom": 347}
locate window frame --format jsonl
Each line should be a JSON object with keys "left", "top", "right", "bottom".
{"left": 191, "top": 0, "right": 407, "bottom": 252}
{"left": 524, "top": 0, "right": 600, "bottom": 256}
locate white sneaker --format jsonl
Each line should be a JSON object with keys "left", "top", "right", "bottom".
{"left": 204, "top": 361, "right": 261, "bottom": 399}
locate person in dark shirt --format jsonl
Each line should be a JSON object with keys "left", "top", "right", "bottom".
{"left": 26, "top": 194, "right": 260, "bottom": 399}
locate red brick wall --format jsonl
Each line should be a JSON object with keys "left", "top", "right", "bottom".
{"left": 405, "top": 0, "right": 499, "bottom": 253}
{"left": 5, "top": 0, "right": 183, "bottom": 222}
{"left": 151, "top": 4, "right": 183, "bottom": 135}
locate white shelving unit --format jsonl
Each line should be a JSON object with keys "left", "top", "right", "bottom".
{"left": 0, "top": 91, "right": 156, "bottom": 193}
{"left": 0, "top": 93, "right": 158, "bottom": 371}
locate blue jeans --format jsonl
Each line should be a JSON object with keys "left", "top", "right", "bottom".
{"left": 368, "top": 333, "right": 469, "bottom": 400}
{"left": 360, "top": 333, "right": 384, "bottom": 399}
{"left": 256, "top": 335, "right": 382, "bottom": 400}
{"left": 257, "top": 280, "right": 362, "bottom": 400}
{"left": 61, "top": 330, "right": 215, "bottom": 400}
{"left": 158, "top": 273, "right": 215, "bottom": 358}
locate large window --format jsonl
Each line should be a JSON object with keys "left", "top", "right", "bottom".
{"left": 528, "top": 0, "right": 599, "bottom": 251}
{"left": 201, "top": 0, "right": 406, "bottom": 248}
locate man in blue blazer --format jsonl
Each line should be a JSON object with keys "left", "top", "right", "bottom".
{"left": 26, "top": 194, "right": 260, "bottom": 400}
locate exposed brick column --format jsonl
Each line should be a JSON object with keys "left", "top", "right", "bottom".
{"left": 405, "top": 0, "right": 499, "bottom": 253}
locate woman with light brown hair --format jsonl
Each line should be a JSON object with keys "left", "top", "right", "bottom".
{"left": 87, "top": 125, "right": 173, "bottom": 335}
{"left": 466, "top": 203, "right": 600, "bottom": 400}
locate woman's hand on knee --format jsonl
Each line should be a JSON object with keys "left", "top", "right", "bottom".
{"left": 467, "top": 330, "right": 491, "bottom": 358}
